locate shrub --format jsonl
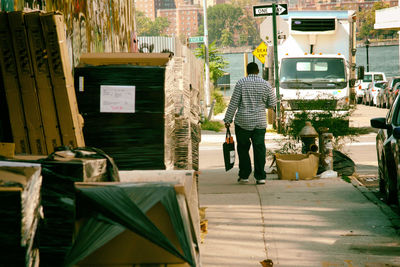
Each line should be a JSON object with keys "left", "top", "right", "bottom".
{"left": 212, "top": 89, "right": 227, "bottom": 115}
{"left": 201, "top": 119, "right": 224, "bottom": 132}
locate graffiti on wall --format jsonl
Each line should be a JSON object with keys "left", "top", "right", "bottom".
{"left": 0, "top": 0, "right": 135, "bottom": 66}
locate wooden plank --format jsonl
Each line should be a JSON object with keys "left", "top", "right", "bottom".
{"left": 25, "top": 12, "right": 62, "bottom": 154}
{"left": 79, "top": 52, "right": 172, "bottom": 66}
{"left": 40, "top": 13, "right": 85, "bottom": 148}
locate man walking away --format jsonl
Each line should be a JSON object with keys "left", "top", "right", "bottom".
{"left": 223, "top": 62, "right": 277, "bottom": 185}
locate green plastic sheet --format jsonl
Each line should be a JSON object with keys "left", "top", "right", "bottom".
{"left": 64, "top": 182, "right": 194, "bottom": 266}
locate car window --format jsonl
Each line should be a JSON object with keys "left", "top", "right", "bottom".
{"left": 387, "top": 100, "right": 395, "bottom": 124}
{"left": 391, "top": 96, "right": 400, "bottom": 126}
{"left": 363, "top": 74, "right": 372, "bottom": 82}
{"left": 374, "top": 74, "right": 384, "bottom": 81}
{"left": 375, "top": 82, "right": 386, "bottom": 89}
{"left": 393, "top": 78, "right": 400, "bottom": 87}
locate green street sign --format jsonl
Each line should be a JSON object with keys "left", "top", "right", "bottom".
{"left": 189, "top": 36, "right": 204, "bottom": 43}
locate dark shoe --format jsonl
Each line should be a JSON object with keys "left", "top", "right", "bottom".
{"left": 237, "top": 178, "right": 249, "bottom": 184}
{"left": 256, "top": 179, "right": 266, "bottom": 185}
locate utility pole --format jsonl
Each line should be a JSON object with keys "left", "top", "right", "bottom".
{"left": 272, "top": 3, "right": 281, "bottom": 133}
{"left": 203, "top": 0, "right": 210, "bottom": 107}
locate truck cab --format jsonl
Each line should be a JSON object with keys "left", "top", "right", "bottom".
{"left": 260, "top": 10, "right": 357, "bottom": 130}
{"left": 280, "top": 54, "right": 349, "bottom": 111}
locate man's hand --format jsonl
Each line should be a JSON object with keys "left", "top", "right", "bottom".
{"left": 225, "top": 122, "right": 230, "bottom": 128}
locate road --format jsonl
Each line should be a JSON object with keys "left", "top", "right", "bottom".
{"left": 345, "top": 104, "right": 388, "bottom": 176}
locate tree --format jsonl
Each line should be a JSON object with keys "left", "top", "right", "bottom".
{"left": 207, "top": 4, "right": 243, "bottom": 46}
{"left": 195, "top": 41, "right": 229, "bottom": 85}
{"left": 220, "top": 29, "right": 234, "bottom": 47}
{"left": 136, "top": 11, "right": 170, "bottom": 36}
{"left": 239, "top": 15, "right": 261, "bottom": 46}
{"left": 357, "top": 2, "right": 397, "bottom": 41}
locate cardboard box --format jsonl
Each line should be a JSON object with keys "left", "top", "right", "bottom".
{"left": 0, "top": 12, "right": 30, "bottom": 154}
{"left": 24, "top": 12, "right": 63, "bottom": 153}
{"left": 8, "top": 11, "right": 47, "bottom": 155}
{"left": 40, "top": 13, "right": 85, "bottom": 148}
{"left": 275, "top": 153, "right": 320, "bottom": 180}
{"left": 72, "top": 181, "right": 199, "bottom": 267}
{"left": 0, "top": 142, "right": 15, "bottom": 158}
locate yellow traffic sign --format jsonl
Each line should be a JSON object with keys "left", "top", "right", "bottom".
{"left": 252, "top": 42, "right": 268, "bottom": 64}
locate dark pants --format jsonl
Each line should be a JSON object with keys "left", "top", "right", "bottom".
{"left": 235, "top": 124, "right": 266, "bottom": 180}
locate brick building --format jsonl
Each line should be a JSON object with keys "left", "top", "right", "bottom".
{"left": 157, "top": 5, "right": 203, "bottom": 37}
{"left": 135, "top": 0, "right": 202, "bottom": 38}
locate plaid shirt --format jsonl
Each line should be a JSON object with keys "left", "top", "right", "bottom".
{"left": 224, "top": 74, "right": 276, "bottom": 131}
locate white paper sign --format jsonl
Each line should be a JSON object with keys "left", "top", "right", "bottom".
{"left": 100, "top": 85, "right": 136, "bottom": 113}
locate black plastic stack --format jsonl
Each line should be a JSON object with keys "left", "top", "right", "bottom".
{"left": 74, "top": 65, "right": 166, "bottom": 170}
{"left": 0, "top": 188, "right": 25, "bottom": 266}
{"left": 0, "top": 164, "right": 42, "bottom": 267}
{"left": 37, "top": 151, "right": 118, "bottom": 267}
{"left": 37, "top": 165, "right": 77, "bottom": 267}
{"left": 0, "top": 73, "right": 13, "bottom": 143}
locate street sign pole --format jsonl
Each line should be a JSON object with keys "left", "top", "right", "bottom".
{"left": 272, "top": 3, "right": 281, "bottom": 133}
{"left": 203, "top": 0, "right": 210, "bottom": 107}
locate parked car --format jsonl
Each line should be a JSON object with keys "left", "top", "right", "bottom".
{"left": 357, "top": 71, "right": 387, "bottom": 104}
{"left": 364, "top": 81, "right": 387, "bottom": 106}
{"left": 371, "top": 95, "right": 400, "bottom": 205}
{"left": 388, "top": 82, "right": 400, "bottom": 109}
{"left": 377, "top": 76, "right": 400, "bottom": 108}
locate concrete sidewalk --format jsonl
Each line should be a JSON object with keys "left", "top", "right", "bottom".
{"left": 198, "top": 133, "right": 400, "bottom": 267}
{"left": 198, "top": 168, "right": 400, "bottom": 267}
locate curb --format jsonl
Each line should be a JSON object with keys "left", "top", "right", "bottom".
{"left": 351, "top": 177, "right": 400, "bottom": 235}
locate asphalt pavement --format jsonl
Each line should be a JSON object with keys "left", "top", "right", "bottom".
{"left": 198, "top": 105, "right": 400, "bottom": 267}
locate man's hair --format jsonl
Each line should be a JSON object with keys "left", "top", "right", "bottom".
{"left": 247, "top": 62, "right": 259, "bottom": 74}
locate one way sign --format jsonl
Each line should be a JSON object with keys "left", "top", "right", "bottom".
{"left": 253, "top": 4, "right": 288, "bottom": 17}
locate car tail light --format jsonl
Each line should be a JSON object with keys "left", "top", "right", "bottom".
{"left": 358, "top": 85, "right": 361, "bottom": 89}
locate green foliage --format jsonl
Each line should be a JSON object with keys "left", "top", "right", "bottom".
{"left": 282, "top": 104, "right": 375, "bottom": 152}
{"left": 195, "top": 41, "right": 229, "bottom": 85}
{"left": 266, "top": 138, "right": 301, "bottom": 161}
{"left": 207, "top": 4, "right": 243, "bottom": 46}
{"left": 341, "top": 175, "right": 351, "bottom": 183}
{"left": 136, "top": 11, "right": 170, "bottom": 36}
{"left": 220, "top": 29, "right": 234, "bottom": 47}
{"left": 357, "top": 2, "right": 397, "bottom": 41}
{"left": 201, "top": 119, "right": 224, "bottom": 132}
{"left": 205, "top": 3, "right": 261, "bottom": 47}
{"left": 212, "top": 89, "right": 227, "bottom": 115}
{"left": 287, "top": 110, "right": 352, "bottom": 138}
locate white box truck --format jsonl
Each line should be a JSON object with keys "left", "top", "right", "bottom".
{"left": 260, "top": 10, "right": 360, "bottom": 130}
